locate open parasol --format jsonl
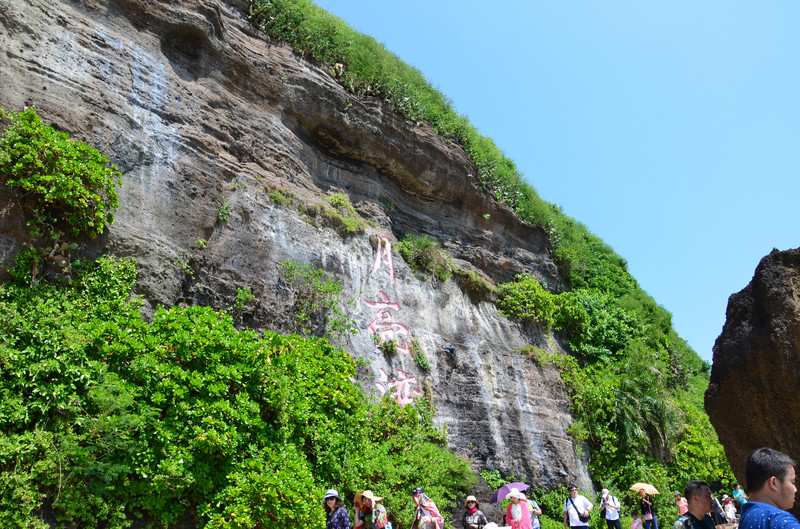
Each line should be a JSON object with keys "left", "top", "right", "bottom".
{"left": 630, "top": 483, "right": 660, "bottom": 495}
{"left": 490, "top": 482, "right": 530, "bottom": 503}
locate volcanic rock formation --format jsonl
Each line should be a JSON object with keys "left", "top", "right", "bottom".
{"left": 706, "top": 247, "right": 800, "bottom": 486}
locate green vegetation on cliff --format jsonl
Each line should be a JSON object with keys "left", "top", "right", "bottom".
{"left": 246, "top": 0, "right": 734, "bottom": 503}
{"left": 0, "top": 256, "right": 473, "bottom": 528}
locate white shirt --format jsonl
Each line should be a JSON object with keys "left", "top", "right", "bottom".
{"left": 603, "top": 495, "right": 620, "bottom": 521}
{"left": 564, "top": 495, "right": 593, "bottom": 527}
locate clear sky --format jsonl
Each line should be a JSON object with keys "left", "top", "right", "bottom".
{"left": 312, "top": 0, "right": 800, "bottom": 363}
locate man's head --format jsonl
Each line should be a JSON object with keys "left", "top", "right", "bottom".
{"left": 746, "top": 447, "right": 797, "bottom": 510}
{"left": 683, "top": 481, "right": 712, "bottom": 517}
{"left": 568, "top": 485, "right": 578, "bottom": 498}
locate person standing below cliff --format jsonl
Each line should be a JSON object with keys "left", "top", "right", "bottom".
{"left": 526, "top": 492, "right": 543, "bottom": 529}
{"left": 463, "top": 496, "right": 488, "bottom": 529}
{"left": 672, "top": 481, "right": 715, "bottom": 529}
{"left": 676, "top": 492, "right": 689, "bottom": 517}
{"left": 564, "top": 485, "right": 593, "bottom": 529}
{"left": 732, "top": 484, "right": 747, "bottom": 513}
{"left": 640, "top": 488, "right": 660, "bottom": 529}
{"left": 504, "top": 489, "right": 532, "bottom": 529}
{"left": 739, "top": 447, "right": 800, "bottom": 529}
{"left": 602, "top": 488, "right": 622, "bottom": 529}
{"left": 411, "top": 487, "right": 444, "bottom": 529}
{"left": 355, "top": 490, "right": 388, "bottom": 529}
{"left": 323, "top": 489, "right": 352, "bottom": 529}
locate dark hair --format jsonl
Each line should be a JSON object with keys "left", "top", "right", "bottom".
{"left": 746, "top": 448, "right": 797, "bottom": 493}
{"left": 684, "top": 480, "right": 710, "bottom": 500}
{"left": 325, "top": 498, "right": 344, "bottom": 513}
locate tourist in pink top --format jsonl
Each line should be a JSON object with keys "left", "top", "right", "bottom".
{"left": 675, "top": 492, "right": 689, "bottom": 516}
{"left": 506, "top": 488, "right": 533, "bottom": 529}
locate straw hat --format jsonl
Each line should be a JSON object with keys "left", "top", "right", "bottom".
{"left": 355, "top": 490, "right": 383, "bottom": 505}
{"left": 465, "top": 495, "right": 479, "bottom": 507}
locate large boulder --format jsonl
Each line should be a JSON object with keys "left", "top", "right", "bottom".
{"left": 706, "top": 247, "right": 800, "bottom": 485}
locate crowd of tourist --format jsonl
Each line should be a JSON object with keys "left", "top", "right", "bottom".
{"left": 324, "top": 447, "right": 799, "bottom": 529}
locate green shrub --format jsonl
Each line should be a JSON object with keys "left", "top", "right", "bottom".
{"left": 281, "top": 260, "right": 358, "bottom": 338}
{"left": 0, "top": 106, "right": 121, "bottom": 241}
{"left": 268, "top": 189, "right": 292, "bottom": 205}
{"left": 496, "top": 274, "right": 557, "bottom": 328}
{"left": 217, "top": 197, "right": 232, "bottom": 223}
{"left": 395, "top": 234, "right": 453, "bottom": 281}
{"left": 410, "top": 339, "right": 431, "bottom": 371}
{"left": 325, "top": 193, "right": 356, "bottom": 217}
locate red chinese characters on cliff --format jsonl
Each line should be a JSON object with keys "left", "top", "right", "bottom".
{"left": 364, "top": 236, "right": 419, "bottom": 406}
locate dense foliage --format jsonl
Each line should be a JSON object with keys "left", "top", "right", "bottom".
{"left": 0, "top": 106, "right": 121, "bottom": 241}
{"left": 0, "top": 256, "right": 474, "bottom": 528}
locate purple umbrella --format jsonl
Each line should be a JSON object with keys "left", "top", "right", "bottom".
{"left": 490, "top": 482, "right": 530, "bottom": 503}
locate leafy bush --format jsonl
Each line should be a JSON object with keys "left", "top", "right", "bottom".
{"left": 0, "top": 255, "right": 474, "bottom": 528}
{"left": 325, "top": 193, "right": 356, "bottom": 217}
{"left": 395, "top": 234, "right": 453, "bottom": 281}
{"left": 497, "top": 274, "right": 557, "bottom": 328}
{"left": 281, "top": 260, "right": 358, "bottom": 338}
{"left": 0, "top": 106, "right": 121, "bottom": 241}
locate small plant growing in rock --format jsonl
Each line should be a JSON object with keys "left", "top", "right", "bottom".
{"left": 268, "top": 189, "right": 293, "bottom": 205}
{"left": 217, "top": 197, "right": 232, "bottom": 223}
{"left": 410, "top": 339, "right": 431, "bottom": 371}
{"left": 281, "top": 260, "right": 358, "bottom": 339}
{"left": 378, "top": 338, "right": 397, "bottom": 356}
{"left": 232, "top": 286, "right": 255, "bottom": 311}
{"left": 380, "top": 196, "right": 396, "bottom": 212}
{"left": 395, "top": 233, "right": 454, "bottom": 282}
{"left": 325, "top": 193, "right": 356, "bottom": 217}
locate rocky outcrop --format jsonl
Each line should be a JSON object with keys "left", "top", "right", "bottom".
{"left": 0, "top": 0, "right": 590, "bottom": 493}
{"left": 706, "top": 248, "right": 800, "bottom": 485}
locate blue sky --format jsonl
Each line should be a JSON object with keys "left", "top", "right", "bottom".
{"left": 312, "top": 0, "right": 800, "bottom": 363}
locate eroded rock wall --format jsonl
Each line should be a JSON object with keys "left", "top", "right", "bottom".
{"left": 0, "top": 0, "right": 590, "bottom": 491}
{"left": 706, "top": 248, "right": 800, "bottom": 485}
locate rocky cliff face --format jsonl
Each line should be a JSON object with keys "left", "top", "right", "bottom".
{"left": 0, "top": 0, "right": 591, "bottom": 493}
{"left": 706, "top": 248, "right": 800, "bottom": 486}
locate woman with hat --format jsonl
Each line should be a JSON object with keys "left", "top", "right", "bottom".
{"left": 506, "top": 488, "right": 532, "bottom": 529}
{"left": 355, "top": 490, "right": 388, "bottom": 529}
{"left": 463, "top": 496, "right": 488, "bottom": 529}
{"left": 412, "top": 487, "right": 444, "bottom": 529}
{"left": 323, "top": 489, "right": 352, "bottom": 529}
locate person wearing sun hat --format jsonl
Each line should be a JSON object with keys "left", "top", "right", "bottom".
{"left": 323, "top": 489, "right": 352, "bottom": 529}
{"left": 412, "top": 487, "right": 444, "bottom": 529}
{"left": 355, "top": 490, "right": 388, "bottom": 529}
{"left": 507, "top": 488, "right": 533, "bottom": 529}
{"left": 463, "top": 495, "right": 488, "bottom": 529}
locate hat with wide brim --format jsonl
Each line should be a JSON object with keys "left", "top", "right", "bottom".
{"left": 465, "top": 495, "right": 479, "bottom": 507}
{"left": 323, "top": 489, "right": 341, "bottom": 503}
{"left": 506, "top": 487, "right": 526, "bottom": 500}
{"left": 355, "top": 490, "right": 383, "bottom": 505}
